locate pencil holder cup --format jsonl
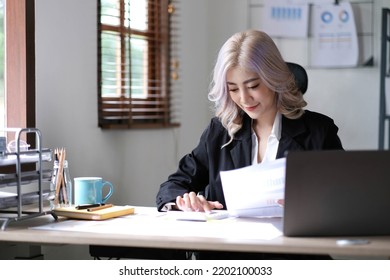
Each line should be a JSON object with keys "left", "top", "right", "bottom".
{"left": 49, "top": 160, "right": 72, "bottom": 209}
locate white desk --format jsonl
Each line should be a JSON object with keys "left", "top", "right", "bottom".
{"left": 0, "top": 206, "right": 389, "bottom": 258}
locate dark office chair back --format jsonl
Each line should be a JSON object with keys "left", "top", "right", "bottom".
{"left": 286, "top": 62, "right": 308, "bottom": 94}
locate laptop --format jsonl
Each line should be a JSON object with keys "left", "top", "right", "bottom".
{"left": 283, "top": 150, "right": 390, "bottom": 237}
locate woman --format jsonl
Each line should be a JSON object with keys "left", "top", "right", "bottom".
{"left": 156, "top": 30, "right": 343, "bottom": 214}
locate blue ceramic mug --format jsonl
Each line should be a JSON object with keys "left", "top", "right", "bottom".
{"left": 74, "top": 177, "right": 114, "bottom": 205}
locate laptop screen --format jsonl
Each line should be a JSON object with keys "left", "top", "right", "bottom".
{"left": 283, "top": 150, "right": 390, "bottom": 237}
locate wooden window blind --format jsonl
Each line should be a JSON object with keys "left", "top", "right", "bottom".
{"left": 98, "top": 0, "right": 180, "bottom": 129}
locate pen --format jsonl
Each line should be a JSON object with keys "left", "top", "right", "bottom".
{"left": 76, "top": 203, "right": 103, "bottom": 210}
{"left": 87, "top": 203, "right": 113, "bottom": 212}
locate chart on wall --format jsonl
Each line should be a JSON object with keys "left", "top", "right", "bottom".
{"left": 261, "top": 0, "right": 310, "bottom": 38}
{"left": 310, "top": 2, "right": 359, "bottom": 67}
{"left": 248, "top": 0, "right": 374, "bottom": 68}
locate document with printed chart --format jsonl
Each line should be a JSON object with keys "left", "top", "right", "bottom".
{"left": 220, "top": 158, "right": 285, "bottom": 218}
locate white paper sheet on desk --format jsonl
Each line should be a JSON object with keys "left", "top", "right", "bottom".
{"left": 0, "top": 191, "right": 16, "bottom": 197}
{"left": 220, "top": 158, "right": 285, "bottom": 218}
{"left": 31, "top": 209, "right": 283, "bottom": 240}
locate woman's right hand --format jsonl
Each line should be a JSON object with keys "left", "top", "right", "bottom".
{"left": 176, "top": 192, "right": 223, "bottom": 213}
{"left": 276, "top": 199, "right": 284, "bottom": 207}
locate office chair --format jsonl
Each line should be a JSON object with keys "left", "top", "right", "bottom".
{"left": 286, "top": 62, "right": 308, "bottom": 94}
{"left": 89, "top": 62, "right": 308, "bottom": 260}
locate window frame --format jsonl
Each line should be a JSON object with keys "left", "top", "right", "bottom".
{"left": 97, "top": 0, "right": 178, "bottom": 129}
{"left": 5, "top": 0, "right": 35, "bottom": 131}
{"left": 0, "top": 0, "right": 35, "bottom": 173}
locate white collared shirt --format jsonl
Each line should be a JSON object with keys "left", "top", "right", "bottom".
{"left": 251, "top": 112, "right": 282, "bottom": 165}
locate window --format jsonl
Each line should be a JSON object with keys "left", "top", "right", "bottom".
{"left": 98, "top": 0, "right": 179, "bottom": 129}
{"left": 0, "top": 0, "right": 35, "bottom": 138}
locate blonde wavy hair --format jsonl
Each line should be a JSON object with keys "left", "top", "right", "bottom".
{"left": 208, "top": 30, "right": 307, "bottom": 147}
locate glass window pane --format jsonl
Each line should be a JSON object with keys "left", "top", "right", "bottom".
{"left": 101, "top": 0, "right": 120, "bottom": 26}
{"left": 128, "top": 0, "right": 147, "bottom": 30}
{"left": 101, "top": 31, "right": 122, "bottom": 97}
{"left": 129, "top": 37, "right": 147, "bottom": 98}
{"left": 101, "top": 32, "right": 148, "bottom": 99}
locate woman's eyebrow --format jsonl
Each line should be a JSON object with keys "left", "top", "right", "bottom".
{"left": 227, "top": 77, "right": 260, "bottom": 85}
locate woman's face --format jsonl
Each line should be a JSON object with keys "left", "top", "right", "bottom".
{"left": 226, "top": 66, "right": 277, "bottom": 121}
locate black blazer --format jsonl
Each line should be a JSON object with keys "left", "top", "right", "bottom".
{"left": 156, "top": 110, "right": 343, "bottom": 211}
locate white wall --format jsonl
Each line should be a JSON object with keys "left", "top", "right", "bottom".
{"left": 35, "top": 0, "right": 212, "bottom": 209}
{"left": 19, "top": 0, "right": 387, "bottom": 260}
{"left": 35, "top": 0, "right": 388, "bottom": 214}
{"left": 207, "top": 0, "right": 390, "bottom": 151}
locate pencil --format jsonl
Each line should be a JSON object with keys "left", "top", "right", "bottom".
{"left": 61, "top": 175, "right": 67, "bottom": 204}
{"left": 54, "top": 148, "right": 65, "bottom": 205}
{"left": 76, "top": 203, "right": 102, "bottom": 210}
{"left": 87, "top": 203, "right": 113, "bottom": 212}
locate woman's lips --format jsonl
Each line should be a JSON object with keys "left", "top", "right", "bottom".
{"left": 244, "top": 104, "right": 258, "bottom": 111}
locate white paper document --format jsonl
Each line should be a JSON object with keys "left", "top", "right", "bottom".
{"left": 220, "top": 158, "right": 286, "bottom": 218}
{"left": 0, "top": 191, "right": 16, "bottom": 198}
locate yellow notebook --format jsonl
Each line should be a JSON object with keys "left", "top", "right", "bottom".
{"left": 54, "top": 205, "right": 135, "bottom": 220}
